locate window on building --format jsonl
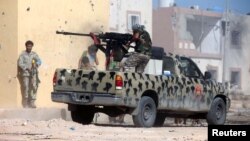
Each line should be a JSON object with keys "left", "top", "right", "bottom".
{"left": 231, "top": 30, "right": 241, "bottom": 47}
{"left": 127, "top": 13, "right": 140, "bottom": 31}
{"left": 230, "top": 70, "right": 241, "bottom": 88}
{"left": 221, "top": 21, "right": 226, "bottom": 36}
{"left": 221, "top": 21, "right": 230, "bottom": 36}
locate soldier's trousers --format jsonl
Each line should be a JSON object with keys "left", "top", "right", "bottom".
{"left": 23, "top": 76, "right": 38, "bottom": 100}
{"left": 124, "top": 52, "right": 150, "bottom": 73}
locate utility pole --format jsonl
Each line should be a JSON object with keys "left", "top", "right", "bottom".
{"left": 222, "top": 0, "right": 229, "bottom": 83}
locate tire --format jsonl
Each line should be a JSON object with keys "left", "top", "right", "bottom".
{"left": 71, "top": 106, "right": 95, "bottom": 125}
{"left": 206, "top": 97, "right": 226, "bottom": 125}
{"left": 154, "top": 113, "right": 166, "bottom": 127}
{"left": 132, "top": 96, "right": 156, "bottom": 127}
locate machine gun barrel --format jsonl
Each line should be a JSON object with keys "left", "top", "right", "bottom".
{"left": 56, "top": 30, "right": 133, "bottom": 61}
{"left": 56, "top": 31, "right": 91, "bottom": 36}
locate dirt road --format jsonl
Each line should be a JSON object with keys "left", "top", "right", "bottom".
{"left": 1, "top": 97, "right": 250, "bottom": 141}
{"left": 0, "top": 118, "right": 207, "bottom": 141}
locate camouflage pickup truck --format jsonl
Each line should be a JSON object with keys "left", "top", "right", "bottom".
{"left": 51, "top": 47, "right": 230, "bottom": 127}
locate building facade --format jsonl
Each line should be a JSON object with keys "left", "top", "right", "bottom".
{"left": 0, "top": 0, "right": 153, "bottom": 108}
{"left": 0, "top": 0, "right": 109, "bottom": 108}
{"left": 153, "top": 7, "right": 224, "bottom": 82}
{"left": 224, "top": 13, "right": 250, "bottom": 94}
{"left": 153, "top": 6, "right": 250, "bottom": 95}
{"left": 109, "top": 0, "right": 152, "bottom": 35}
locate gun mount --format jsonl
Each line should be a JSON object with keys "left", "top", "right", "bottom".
{"left": 56, "top": 31, "right": 133, "bottom": 62}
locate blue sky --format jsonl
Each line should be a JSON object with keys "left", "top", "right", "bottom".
{"left": 153, "top": 0, "right": 250, "bottom": 14}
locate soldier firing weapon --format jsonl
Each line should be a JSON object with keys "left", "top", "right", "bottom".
{"left": 56, "top": 31, "right": 133, "bottom": 63}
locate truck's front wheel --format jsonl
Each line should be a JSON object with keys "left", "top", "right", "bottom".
{"left": 206, "top": 97, "right": 226, "bottom": 125}
{"left": 132, "top": 96, "right": 156, "bottom": 127}
{"left": 71, "top": 106, "right": 95, "bottom": 125}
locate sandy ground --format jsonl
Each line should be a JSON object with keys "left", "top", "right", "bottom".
{"left": 0, "top": 118, "right": 208, "bottom": 141}
{"left": 0, "top": 97, "right": 250, "bottom": 141}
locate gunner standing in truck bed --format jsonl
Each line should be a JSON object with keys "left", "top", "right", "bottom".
{"left": 122, "top": 24, "right": 152, "bottom": 73}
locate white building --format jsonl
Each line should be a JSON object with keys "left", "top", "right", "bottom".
{"left": 109, "top": 0, "right": 152, "bottom": 36}
{"left": 159, "top": 0, "right": 175, "bottom": 7}
{"left": 224, "top": 13, "right": 250, "bottom": 94}
{"left": 153, "top": 7, "right": 224, "bottom": 82}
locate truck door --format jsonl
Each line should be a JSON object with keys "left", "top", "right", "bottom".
{"left": 162, "top": 56, "right": 184, "bottom": 109}
{"left": 178, "top": 57, "right": 211, "bottom": 111}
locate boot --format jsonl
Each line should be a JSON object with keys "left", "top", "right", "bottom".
{"left": 29, "top": 100, "right": 37, "bottom": 108}
{"left": 23, "top": 99, "right": 29, "bottom": 108}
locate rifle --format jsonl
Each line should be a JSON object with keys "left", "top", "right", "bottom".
{"left": 56, "top": 31, "right": 133, "bottom": 61}
{"left": 30, "top": 59, "right": 40, "bottom": 90}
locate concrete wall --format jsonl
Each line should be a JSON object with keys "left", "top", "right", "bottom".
{"left": 153, "top": 8, "right": 175, "bottom": 53}
{"left": 153, "top": 7, "right": 223, "bottom": 55}
{"left": 200, "top": 20, "right": 222, "bottom": 54}
{"left": 109, "top": 0, "right": 152, "bottom": 36}
{"left": 153, "top": 7, "right": 224, "bottom": 82}
{"left": 175, "top": 8, "right": 222, "bottom": 55}
{"left": 225, "top": 13, "right": 250, "bottom": 95}
{"left": 0, "top": 0, "right": 18, "bottom": 107}
{"left": 178, "top": 14, "right": 222, "bottom": 54}
{"left": 0, "top": 0, "right": 109, "bottom": 108}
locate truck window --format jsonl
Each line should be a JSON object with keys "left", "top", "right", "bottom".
{"left": 162, "top": 57, "right": 175, "bottom": 76}
{"left": 179, "top": 57, "right": 202, "bottom": 79}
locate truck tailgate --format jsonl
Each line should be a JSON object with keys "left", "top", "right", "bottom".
{"left": 53, "top": 69, "right": 119, "bottom": 94}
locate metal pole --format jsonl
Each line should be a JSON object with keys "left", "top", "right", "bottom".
{"left": 222, "top": 0, "right": 229, "bottom": 83}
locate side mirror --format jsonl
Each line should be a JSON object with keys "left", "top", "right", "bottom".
{"left": 204, "top": 71, "right": 212, "bottom": 80}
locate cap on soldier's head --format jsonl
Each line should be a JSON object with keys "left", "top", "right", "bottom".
{"left": 132, "top": 24, "right": 144, "bottom": 32}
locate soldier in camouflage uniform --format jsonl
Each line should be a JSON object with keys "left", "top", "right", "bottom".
{"left": 78, "top": 44, "right": 99, "bottom": 70}
{"left": 122, "top": 24, "right": 152, "bottom": 73}
{"left": 18, "top": 40, "right": 41, "bottom": 108}
{"left": 78, "top": 44, "right": 100, "bottom": 122}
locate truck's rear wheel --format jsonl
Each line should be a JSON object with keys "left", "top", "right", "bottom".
{"left": 71, "top": 106, "right": 95, "bottom": 125}
{"left": 132, "top": 96, "right": 156, "bottom": 127}
{"left": 206, "top": 97, "right": 226, "bottom": 125}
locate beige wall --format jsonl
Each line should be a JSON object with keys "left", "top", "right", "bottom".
{"left": 0, "top": 0, "right": 109, "bottom": 108}
{"left": 0, "top": 0, "right": 18, "bottom": 107}
{"left": 153, "top": 8, "right": 175, "bottom": 53}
